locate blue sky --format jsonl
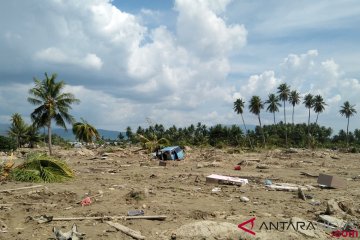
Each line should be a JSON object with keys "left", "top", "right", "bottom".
{"left": 0, "top": 0, "right": 360, "bottom": 133}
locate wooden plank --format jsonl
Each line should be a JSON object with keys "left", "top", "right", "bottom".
{"left": 0, "top": 185, "right": 43, "bottom": 193}
{"left": 106, "top": 221, "right": 145, "bottom": 240}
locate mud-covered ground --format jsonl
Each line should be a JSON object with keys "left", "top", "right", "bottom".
{"left": 1, "top": 146, "right": 359, "bottom": 239}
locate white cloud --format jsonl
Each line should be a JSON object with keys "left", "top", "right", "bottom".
{"left": 239, "top": 70, "right": 280, "bottom": 98}
{"left": 175, "top": 0, "right": 247, "bottom": 59}
{"left": 35, "top": 48, "right": 103, "bottom": 70}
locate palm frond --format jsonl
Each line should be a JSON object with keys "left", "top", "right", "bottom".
{"left": 11, "top": 153, "right": 74, "bottom": 183}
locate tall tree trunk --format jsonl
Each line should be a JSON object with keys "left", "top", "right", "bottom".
{"left": 292, "top": 106, "right": 295, "bottom": 125}
{"left": 283, "top": 101, "right": 288, "bottom": 148}
{"left": 241, "top": 114, "right": 253, "bottom": 149}
{"left": 48, "top": 122, "right": 52, "bottom": 156}
{"left": 346, "top": 117, "right": 350, "bottom": 148}
{"left": 315, "top": 113, "right": 319, "bottom": 125}
{"left": 307, "top": 108, "right": 311, "bottom": 148}
{"left": 258, "top": 114, "right": 266, "bottom": 146}
{"left": 273, "top": 112, "right": 276, "bottom": 124}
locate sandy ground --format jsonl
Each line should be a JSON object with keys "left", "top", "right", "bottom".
{"left": 0, "top": 146, "right": 360, "bottom": 240}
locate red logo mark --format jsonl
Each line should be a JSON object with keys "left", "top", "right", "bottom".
{"left": 238, "top": 217, "right": 256, "bottom": 235}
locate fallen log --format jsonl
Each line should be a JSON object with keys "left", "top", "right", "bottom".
{"left": 0, "top": 185, "right": 44, "bottom": 193}
{"left": 51, "top": 215, "right": 167, "bottom": 221}
{"left": 106, "top": 221, "right": 145, "bottom": 239}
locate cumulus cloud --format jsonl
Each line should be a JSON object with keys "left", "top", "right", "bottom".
{"left": 0, "top": 0, "right": 248, "bottom": 130}
{"left": 175, "top": 0, "right": 247, "bottom": 59}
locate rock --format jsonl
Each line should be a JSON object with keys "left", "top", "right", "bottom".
{"left": 325, "top": 199, "right": 343, "bottom": 215}
{"left": 338, "top": 201, "right": 355, "bottom": 215}
{"left": 264, "top": 179, "right": 272, "bottom": 185}
{"left": 240, "top": 196, "right": 250, "bottom": 202}
{"left": 256, "top": 164, "right": 269, "bottom": 169}
{"left": 196, "top": 163, "right": 203, "bottom": 168}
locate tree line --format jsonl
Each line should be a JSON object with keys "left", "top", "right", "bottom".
{"left": 122, "top": 122, "right": 360, "bottom": 150}
{"left": 2, "top": 74, "right": 359, "bottom": 153}
{"left": 233, "top": 83, "right": 357, "bottom": 148}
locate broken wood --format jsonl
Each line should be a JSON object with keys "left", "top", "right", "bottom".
{"left": 300, "top": 172, "right": 318, "bottom": 178}
{"left": 106, "top": 221, "right": 145, "bottom": 239}
{"left": 50, "top": 215, "right": 167, "bottom": 221}
{"left": 297, "top": 187, "right": 307, "bottom": 200}
{"left": 266, "top": 183, "right": 314, "bottom": 191}
{"left": 0, "top": 202, "right": 57, "bottom": 207}
{"left": 0, "top": 185, "right": 44, "bottom": 193}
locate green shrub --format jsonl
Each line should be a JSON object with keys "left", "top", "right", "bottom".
{"left": 0, "top": 136, "right": 17, "bottom": 152}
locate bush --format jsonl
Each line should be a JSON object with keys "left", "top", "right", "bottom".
{"left": 0, "top": 136, "right": 17, "bottom": 152}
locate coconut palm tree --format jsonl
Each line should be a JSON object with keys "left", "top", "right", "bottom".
{"left": 28, "top": 73, "right": 80, "bottom": 155}
{"left": 8, "top": 113, "right": 28, "bottom": 147}
{"left": 313, "top": 95, "right": 327, "bottom": 125}
{"left": 233, "top": 98, "right": 253, "bottom": 148}
{"left": 248, "top": 96, "right": 265, "bottom": 146}
{"left": 277, "top": 83, "right": 290, "bottom": 147}
{"left": 265, "top": 93, "right": 281, "bottom": 124}
{"left": 289, "top": 90, "right": 301, "bottom": 125}
{"left": 339, "top": 101, "right": 357, "bottom": 147}
{"left": 26, "top": 124, "right": 41, "bottom": 148}
{"left": 72, "top": 118, "right": 100, "bottom": 143}
{"left": 137, "top": 133, "right": 169, "bottom": 153}
{"left": 303, "top": 94, "right": 314, "bottom": 128}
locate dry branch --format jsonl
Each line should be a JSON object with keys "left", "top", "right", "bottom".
{"left": 106, "top": 221, "right": 145, "bottom": 239}
{"left": 51, "top": 215, "right": 166, "bottom": 221}
{"left": 0, "top": 185, "right": 44, "bottom": 193}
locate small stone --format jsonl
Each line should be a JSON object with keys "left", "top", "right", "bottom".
{"left": 240, "top": 196, "right": 249, "bottom": 202}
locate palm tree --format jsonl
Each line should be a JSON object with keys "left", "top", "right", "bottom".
{"left": 277, "top": 83, "right": 290, "bottom": 147}
{"left": 339, "top": 101, "right": 357, "bottom": 147}
{"left": 303, "top": 94, "right": 314, "bottom": 128}
{"left": 8, "top": 113, "right": 28, "bottom": 147}
{"left": 137, "top": 133, "right": 169, "bottom": 153}
{"left": 72, "top": 118, "right": 100, "bottom": 143}
{"left": 233, "top": 98, "right": 253, "bottom": 148}
{"left": 28, "top": 73, "right": 80, "bottom": 155}
{"left": 248, "top": 96, "right": 265, "bottom": 146}
{"left": 289, "top": 90, "right": 301, "bottom": 125}
{"left": 26, "top": 124, "right": 41, "bottom": 148}
{"left": 265, "top": 93, "right": 281, "bottom": 124}
{"left": 313, "top": 95, "right": 326, "bottom": 125}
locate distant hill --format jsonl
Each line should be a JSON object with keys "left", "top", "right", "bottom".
{"left": 0, "top": 123, "right": 121, "bottom": 141}
{"left": 0, "top": 123, "right": 8, "bottom": 136}
{"left": 53, "top": 128, "right": 121, "bottom": 141}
